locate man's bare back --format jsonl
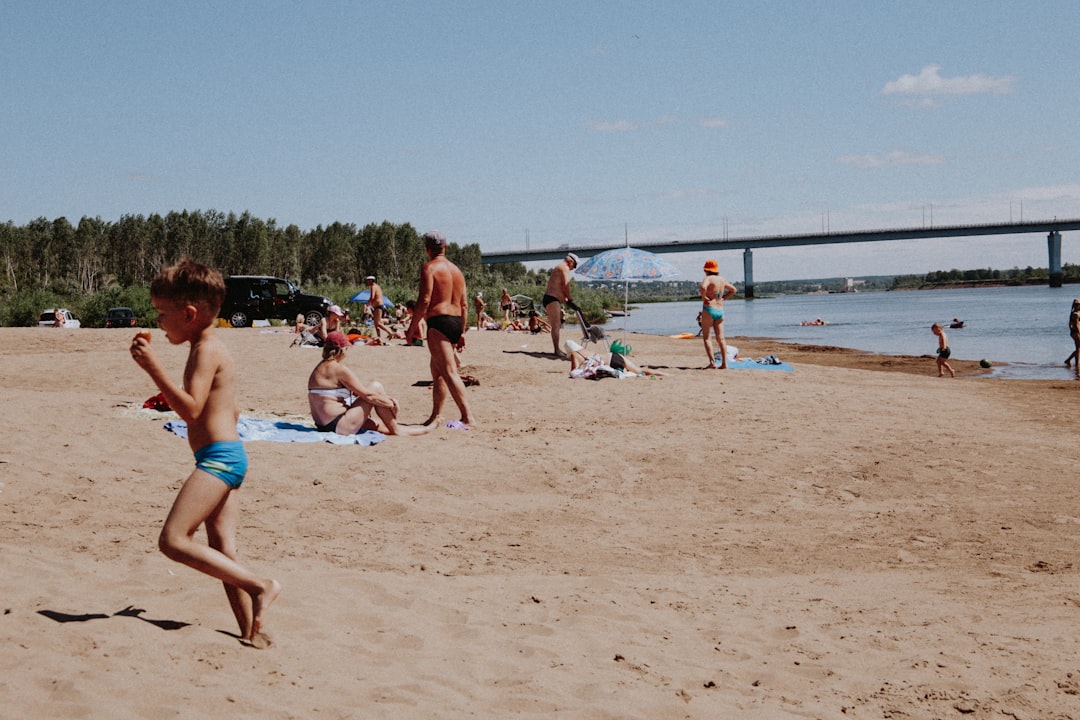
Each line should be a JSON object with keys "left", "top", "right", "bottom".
{"left": 422, "top": 257, "right": 466, "bottom": 319}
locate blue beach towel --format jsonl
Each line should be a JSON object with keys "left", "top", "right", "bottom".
{"left": 718, "top": 357, "right": 795, "bottom": 372}
{"left": 164, "top": 416, "right": 386, "bottom": 445}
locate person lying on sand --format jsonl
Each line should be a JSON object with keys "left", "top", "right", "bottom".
{"left": 565, "top": 339, "right": 666, "bottom": 379}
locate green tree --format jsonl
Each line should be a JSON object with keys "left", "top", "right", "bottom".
{"left": 73, "top": 216, "right": 108, "bottom": 293}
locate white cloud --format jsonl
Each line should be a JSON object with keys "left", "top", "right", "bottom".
{"left": 589, "top": 120, "right": 639, "bottom": 133}
{"left": 896, "top": 97, "right": 939, "bottom": 109}
{"left": 589, "top": 116, "right": 677, "bottom": 132}
{"left": 699, "top": 116, "right": 730, "bottom": 128}
{"left": 882, "top": 64, "right": 1016, "bottom": 96}
{"left": 1017, "top": 184, "right": 1080, "bottom": 202}
{"left": 657, "top": 188, "right": 725, "bottom": 201}
{"left": 837, "top": 151, "right": 946, "bottom": 169}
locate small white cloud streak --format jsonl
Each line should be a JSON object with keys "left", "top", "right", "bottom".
{"left": 837, "top": 151, "right": 946, "bottom": 169}
{"left": 588, "top": 116, "right": 677, "bottom": 133}
{"left": 699, "top": 117, "right": 730, "bottom": 128}
{"left": 882, "top": 64, "right": 1016, "bottom": 96}
{"left": 657, "top": 188, "right": 725, "bottom": 201}
{"left": 588, "top": 120, "right": 639, "bottom": 133}
{"left": 1015, "top": 184, "right": 1080, "bottom": 202}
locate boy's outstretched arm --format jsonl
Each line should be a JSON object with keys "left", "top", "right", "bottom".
{"left": 130, "top": 335, "right": 220, "bottom": 424}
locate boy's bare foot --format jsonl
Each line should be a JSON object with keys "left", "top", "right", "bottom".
{"left": 242, "top": 631, "right": 273, "bottom": 650}
{"left": 249, "top": 578, "right": 282, "bottom": 638}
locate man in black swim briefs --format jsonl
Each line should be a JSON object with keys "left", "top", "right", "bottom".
{"left": 543, "top": 252, "right": 578, "bottom": 358}
{"left": 426, "top": 314, "right": 463, "bottom": 345}
{"left": 407, "top": 231, "right": 476, "bottom": 428}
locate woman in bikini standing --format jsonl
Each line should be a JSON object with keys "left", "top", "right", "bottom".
{"left": 307, "top": 331, "right": 433, "bottom": 436}
{"left": 700, "top": 259, "right": 738, "bottom": 369}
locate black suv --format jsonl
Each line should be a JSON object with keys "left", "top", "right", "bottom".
{"left": 219, "top": 276, "right": 332, "bottom": 328}
{"left": 105, "top": 307, "right": 137, "bottom": 328}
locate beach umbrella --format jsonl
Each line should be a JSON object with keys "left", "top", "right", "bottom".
{"left": 348, "top": 289, "right": 394, "bottom": 307}
{"left": 574, "top": 246, "right": 679, "bottom": 339}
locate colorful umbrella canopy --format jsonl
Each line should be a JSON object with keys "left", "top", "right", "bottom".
{"left": 574, "top": 247, "right": 679, "bottom": 341}
{"left": 574, "top": 246, "right": 680, "bottom": 281}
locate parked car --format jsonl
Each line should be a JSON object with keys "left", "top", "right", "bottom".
{"left": 105, "top": 307, "right": 138, "bottom": 329}
{"left": 219, "top": 276, "right": 332, "bottom": 328}
{"left": 37, "top": 308, "right": 81, "bottom": 328}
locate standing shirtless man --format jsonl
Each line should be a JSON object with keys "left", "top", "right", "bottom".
{"left": 543, "top": 252, "right": 579, "bottom": 358}
{"left": 700, "top": 259, "right": 737, "bottom": 369}
{"left": 366, "top": 276, "right": 393, "bottom": 342}
{"left": 406, "top": 231, "right": 475, "bottom": 429}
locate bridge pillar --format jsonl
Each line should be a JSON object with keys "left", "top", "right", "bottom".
{"left": 743, "top": 248, "right": 754, "bottom": 299}
{"left": 1048, "top": 231, "right": 1063, "bottom": 287}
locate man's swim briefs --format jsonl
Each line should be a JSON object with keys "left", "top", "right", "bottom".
{"left": 427, "top": 314, "right": 464, "bottom": 344}
{"left": 194, "top": 440, "right": 248, "bottom": 489}
{"left": 542, "top": 294, "right": 561, "bottom": 308}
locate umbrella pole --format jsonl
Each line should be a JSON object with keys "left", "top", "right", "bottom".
{"left": 623, "top": 225, "right": 629, "bottom": 343}
{"left": 623, "top": 279, "right": 628, "bottom": 342}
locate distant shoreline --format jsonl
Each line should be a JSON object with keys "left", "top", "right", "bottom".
{"left": 901, "top": 277, "right": 1080, "bottom": 291}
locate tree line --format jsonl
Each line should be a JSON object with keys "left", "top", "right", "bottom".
{"left": 0, "top": 210, "right": 622, "bottom": 327}
{"left": 0, "top": 210, "right": 486, "bottom": 293}
{"left": 890, "top": 263, "right": 1080, "bottom": 289}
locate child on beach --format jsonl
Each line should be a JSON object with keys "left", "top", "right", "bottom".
{"left": 1064, "top": 299, "right": 1080, "bottom": 368}
{"left": 130, "top": 258, "right": 280, "bottom": 647}
{"left": 931, "top": 323, "right": 955, "bottom": 378}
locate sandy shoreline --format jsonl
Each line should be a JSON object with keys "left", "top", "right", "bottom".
{"left": 3, "top": 325, "right": 1079, "bottom": 718}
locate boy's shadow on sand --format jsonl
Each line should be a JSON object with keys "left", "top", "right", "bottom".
{"left": 38, "top": 605, "right": 190, "bottom": 631}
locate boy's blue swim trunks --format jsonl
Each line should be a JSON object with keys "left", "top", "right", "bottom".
{"left": 194, "top": 440, "right": 248, "bottom": 489}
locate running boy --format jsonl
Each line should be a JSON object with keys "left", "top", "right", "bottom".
{"left": 931, "top": 323, "right": 955, "bottom": 378}
{"left": 130, "top": 258, "right": 280, "bottom": 647}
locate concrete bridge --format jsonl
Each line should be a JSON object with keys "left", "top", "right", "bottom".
{"left": 480, "top": 219, "right": 1080, "bottom": 298}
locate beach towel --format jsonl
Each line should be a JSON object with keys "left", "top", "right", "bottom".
{"left": 164, "top": 416, "right": 386, "bottom": 445}
{"left": 290, "top": 330, "right": 322, "bottom": 348}
{"left": 720, "top": 356, "right": 795, "bottom": 372}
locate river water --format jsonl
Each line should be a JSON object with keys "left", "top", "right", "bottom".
{"left": 613, "top": 285, "right": 1079, "bottom": 380}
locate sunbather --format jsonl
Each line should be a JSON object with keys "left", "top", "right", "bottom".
{"left": 307, "top": 331, "right": 433, "bottom": 436}
{"left": 566, "top": 340, "right": 665, "bottom": 378}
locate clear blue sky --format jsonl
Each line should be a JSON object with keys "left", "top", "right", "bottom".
{"left": 3, "top": 1, "right": 1079, "bottom": 281}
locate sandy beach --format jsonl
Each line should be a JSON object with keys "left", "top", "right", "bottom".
{"left": 3, "top": 324, "right": 1079, "bottom": 719}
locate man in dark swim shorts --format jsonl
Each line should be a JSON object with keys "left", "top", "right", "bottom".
{"left": 407, "top": 231, "right": 476, "bottom": 428}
